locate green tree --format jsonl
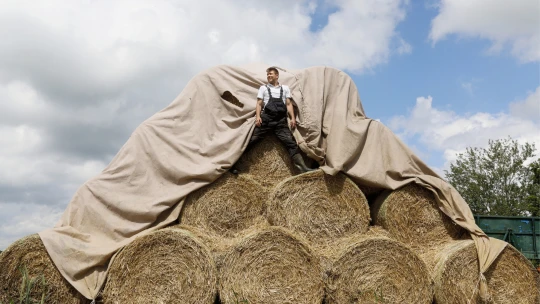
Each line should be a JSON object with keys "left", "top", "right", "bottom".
{"left": 444, "top": 138, "right": 537, "bottom": 216}
{"left": 524, "top": 159, "right": 540, "bottom": 216}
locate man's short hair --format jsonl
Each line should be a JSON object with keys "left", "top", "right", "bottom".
{"left": 266, "top": 66, "right": 279, "bottom": 75}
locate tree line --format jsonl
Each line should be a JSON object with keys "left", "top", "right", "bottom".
{"left": 445, "top": 137, "right": 540, "bottom": 217}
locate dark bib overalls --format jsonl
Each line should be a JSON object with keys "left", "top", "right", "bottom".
{"left": 247, "top": 85, "right": 299, "bottom": 157}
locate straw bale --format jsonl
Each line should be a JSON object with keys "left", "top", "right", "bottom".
{"left": 169, "top": 224, "right": 233, "bottom": 256}
{"left": 371, "top": 183, "right": 466, "bottom": 249}
{"left": 219, "top": 226, "right": 324, "bottom": 304}
{"left": 267, "top": 169, "right": 370, "bottom": 246}
{"left": 235, "top": 134, "right": 298, "bottom": 188}
{"left": 313, "top": 226, "right": 392, "bottom": 270}
{"left": 422, "top": 239, "right": 540, "bottom": 304}
{"left": 169, "top": 221, "right": 270, "bottom": 268}
{"left": 323, "top": 231, "right": 432, "bottom": 304}
{"left": 102, "top": 228, "right": 217, "bottom": 303}
{"left": 0, "top": 234, "right": 87, "bottom": 304}
{"left": 180, "top": 172, "right": 269, "bottom": 237}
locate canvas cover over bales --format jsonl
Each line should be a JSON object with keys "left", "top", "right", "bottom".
{"left": 37, "top": 63, "right": 506, "bottom": 300}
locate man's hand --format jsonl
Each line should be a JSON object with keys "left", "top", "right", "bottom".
{"left": 256, "top": 116, "right": 263, "bottom": 127}
{"left": 289, "top": 119, "right": 296, "bottom": 129}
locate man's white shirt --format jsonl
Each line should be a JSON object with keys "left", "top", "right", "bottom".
{"left": 257, "top": 83, "right": 291, "bottom": 106}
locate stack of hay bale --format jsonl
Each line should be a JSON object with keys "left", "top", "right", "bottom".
{"left": 371, "top": 185, "right": 540, "bottom": 304}
{"left": 1, "top": 135, "right": 539, "bottom": 303}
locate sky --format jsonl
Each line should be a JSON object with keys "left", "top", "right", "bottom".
{"left": 0, "top": 0, "right": 539, "bottom": 250}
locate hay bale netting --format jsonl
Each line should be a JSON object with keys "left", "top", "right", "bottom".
{"left": 323, "top": 231, "right": 433, "bottom": 304}
{"left": 267, "top": 169, "right": 370, "bottom": 246}
{"left": 219, "top": 226, "right": 324, "bottom": 304}
{"left": 102, "top": 228, "right": 217, "bottom": 303}
{"left": 180, "top": 172, "right": 269, "bottom": 237}
{"left": 371, "top": 183, "right": 466, "bottom": 250}
{"left": 234, "top": 134, "right": 298, "bottom": 188}
{"left": 0, "top": 234, "right": 88, "bottom": 304}
{"left": 423, "top": 239, "right": 540, "bottom": 304}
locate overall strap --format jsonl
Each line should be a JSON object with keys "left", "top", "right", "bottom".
{"left": 266, "top": 84, "right": 283, "bottom": 100}
{"left": 266, "top": 85, "right": 272, "bottom": 99}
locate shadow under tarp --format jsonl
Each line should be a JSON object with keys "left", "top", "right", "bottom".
{"left": 38, "top": 64, "right": 506, "bottom": 300}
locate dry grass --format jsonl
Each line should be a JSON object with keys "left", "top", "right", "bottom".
{"left": 218, "top": 226, "right": 324, "bottom": 304}
{"left": 0, "top": 234, "right": 88, "bottom": 304}
{"left": 168, "top": 222, "right": 271, "bottom": 269}
{"left": 235, "top": 135, "right": 298, "bottom": 189}
{"left": 371, "top": 183, "right": 466, "bottom": 250}
{"left": 422, "top": 239, "right": 540, "bottom": 304}
{"left": 319, "top": 227, "right": 432, "bottom": 304}
{"left": 267, "top": 170, "right": 370, "bottom": 246}
{"left": 101, "top": 228, "right": 217, "bottom": 304}
{"left": 180, "top": 172, "right": 269, "bottom": 237}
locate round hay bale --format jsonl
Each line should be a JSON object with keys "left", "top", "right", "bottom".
{"left": 0, "top": 234, "right": 87, "bottom": 304}
{"left": 235, "top": 134, "right": 297, "bottom": 188}
{"left": 169, "top": 224, "right": 232, "bottom": 255}
{"left": 102, "top": 228, "right": 217, "bottom": 303}
{"left": 219, "top": 226, "right": 324, "bottom": 304}
{"left": 169, "top": 222, "right": 271, "bottom": 268}
{"left": 314, "top": 226, "right": 393, "bottom": 272}
{"left": 371, "top": 183, "right": 466, "bottom": 249}
{"left": 324, "top": 233, "right": 432, "bottom": 304}
{"left": 423, "top": 240, "right": 540, "bottom": 304}
{"left": 267, "top": 170, "right": 370, "bottom": 246}
{"left": 180, "top": 173, "right": 269, "bottom": 237}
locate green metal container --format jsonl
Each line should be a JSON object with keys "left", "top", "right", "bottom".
{"left": 474, "top": 215, "right": 539, "bottom": 263}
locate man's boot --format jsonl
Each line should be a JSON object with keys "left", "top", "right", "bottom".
{"left": 292, "top": 154, "right": 315, "bottom": 173}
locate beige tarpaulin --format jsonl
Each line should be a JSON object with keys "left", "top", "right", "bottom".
{"left": 39, "top": 64, "right": 506, "bottom": 300}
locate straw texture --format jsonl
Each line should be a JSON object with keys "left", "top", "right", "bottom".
{"left": 267, "top": 170, "right": 370, "bottom": 246}
{"left": 168, "top": 222, "right": 271, "bottom": 269}
{"left": 0, "top": 234, "right": 87, "bottom": 304}
{"left": 235, "top": 135, "right": 297, "bottom": 188}
{"left": 219, "top": 226, "right": 324, "bottom": 304}
{"left": 323, "top": 232, "right": 433, "bottom": 304}
{"left": 180, "top": 172, "right": 269, "bottom": 237}
{"left": 102, "top": 228, "right": 217, "bottom": 303}
{"left": 423, "top": 239, "right": 540, "bottom": 304}
{"left": 371, "top": 183, "right": 466, "bottom": 249}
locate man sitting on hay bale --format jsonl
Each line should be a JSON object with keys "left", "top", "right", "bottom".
{"left": 231, "top": 66, "right": 314, "bottom": 174}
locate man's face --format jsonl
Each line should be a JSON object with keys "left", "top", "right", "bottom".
{"left": 267, "top": 70, "right": 278, "bottom": 83}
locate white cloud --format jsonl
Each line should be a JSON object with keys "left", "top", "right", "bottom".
{"left": 0, "top": 0, "right": 410, "bottom": 249}
{"left": 429, "top": 0, "right": 540, "bottom": 62}
{"left": 389, "top": 87, "right": 540, "bottom": 171}
{"left": 0, "top": 203, "right": 64, "bottom": 249}
{"left": 509, "top": 86, "right": 540, "bottom": 121}
{"left": 396, "top": 37, "right": 413, "bottom": 55}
